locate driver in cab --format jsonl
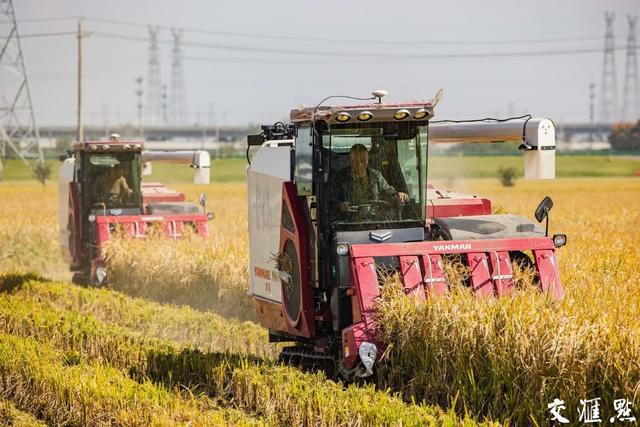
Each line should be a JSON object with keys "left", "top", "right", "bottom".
{"left": 94, "top": 163, "right": 133, "bottom": 204}
{"left": 331, "top": 144, "right": 408, "bottom": 217}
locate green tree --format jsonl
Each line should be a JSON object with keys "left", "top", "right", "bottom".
{"left": 32, "top": 161, "right": 51, "bottom": 186}
{"left": 497, "top": 165, "right": 517, "bottom": 187}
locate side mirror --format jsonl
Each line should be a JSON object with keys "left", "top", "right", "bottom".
{"left": 535, "top": 196, "right": 553, "bottom": 223}
{"left": 534, "top": 196, "right": 554, "bottom": 236}
{"left": 199, "top": 193, "right": 207, "bottom": 207}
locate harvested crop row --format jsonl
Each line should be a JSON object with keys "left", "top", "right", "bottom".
{"left": 0, "top": 399, "right": 47, "bottom": 426}
{"left": 0, "top": 278, "right": 490, "bottom": 427}
{"left": 0, "top": 333, "right": 261, "bottom": 426}
{"left": 0, "top": 272, "right": 274, "bottom": 357}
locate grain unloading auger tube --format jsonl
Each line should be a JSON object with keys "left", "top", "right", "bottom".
{"left": 246, "top": 90, "right": 567, "bottom": 380}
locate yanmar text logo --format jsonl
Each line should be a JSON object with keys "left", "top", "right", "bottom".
{"left": 432, "top": 243, "right": 472, "bottom": 251}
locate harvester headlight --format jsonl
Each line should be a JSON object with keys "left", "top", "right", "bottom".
{"left": 335, "top": 111, "right": 352, "bottom": 123}
{"left": 336, "top": 243, "right": 349, "bottom": 256}
{"left": 89, "top": 144, "right": 98, "bottom": 151}
{"left": 357, "top": 342, "right": 377, "bottom": 378}
{"left": 88, "top": 214, "right": 96, "bottom": 222}
{"left": 357, "top": 111, "right": 373, "bottom": 122}
{"left": 134, "top": 144, "right": 142, "bottom": 150}
{"left": 552, "top": 234, "right": 567, "bottom": 248}
{"left": 122, "top": 144, "right": 131, "bottom": 150}
{"left": 393, "top": 109, "right": 410, "bottom": 120}
{"left": 413, "top": 108, "right": 429, "bottom": 120}
{"left": 101, "top": 144, "right": 110, "bottom": 151}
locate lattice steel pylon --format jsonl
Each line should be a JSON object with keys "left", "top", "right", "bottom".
{"left": 599, "top": 12, "right": 619, "bottom": 124}
{"left": 169, "top": 29, "right": 187, "bottom": 125}
{"left": 145, "top": 26, "right": 163, "bottom": 126}
{"left": 0, "top": 0, "right": 43, "bottom": 172}
{"left": 621, "top": 15, "right": 639, "bottom": 123}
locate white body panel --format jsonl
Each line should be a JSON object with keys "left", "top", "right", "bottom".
{"left": 58, "top": 158, "right": 75, "bottom": 261}
{"left": 141, "top": 150, "right": 211, "bottom": 184}
{"left": 247, "top": 144, "right": 292, "bottom": 303}
{"left": 429, "top": 118, "right": 556, "bottom": 179}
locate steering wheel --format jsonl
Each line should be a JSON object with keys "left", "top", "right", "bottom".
{"left": 107, "top": 192, "right": 123, "bottom": 203}
{"left": 344, "top": 199, "right": 394, "bottom": 220}
{"left": 347, "top": 199, "right": 389, "bottom": 210}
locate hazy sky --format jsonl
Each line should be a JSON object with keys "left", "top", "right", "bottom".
{"left": 6, "top": 0, "right": 640, "bottom": 127}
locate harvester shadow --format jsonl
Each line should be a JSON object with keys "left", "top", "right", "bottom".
{"left": 0, "top": 272, "right": 49, "bottom": 293}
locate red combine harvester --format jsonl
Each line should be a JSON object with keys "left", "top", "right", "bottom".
{"left": 58, "top": 134, "right": 212, "bottom": 286}
{"left": 246, "top": 91, "right": 566, "bottom": 379}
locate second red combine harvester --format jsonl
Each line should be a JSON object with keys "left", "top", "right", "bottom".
{"left": 247, "top": 90, "right": 566, "bottom": 379}
{"left": 58, "top": 134, "right": 213, "bottom": 286}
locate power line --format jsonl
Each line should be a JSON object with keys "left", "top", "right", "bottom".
{"left": 0, "top": 16, "right": 78, "bottom": 24}
{"left": 0, "top": 30, "right": 76, "bottom": 39}
{"left": 90, "top": 30, "right": 631, "bottom": 60}
{"left": 83, "top": 16, "right": 603, "bottom": 47}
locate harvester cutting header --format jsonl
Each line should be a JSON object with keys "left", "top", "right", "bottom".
{"left": 247, "top": 90, "right": 566, "bottom": 379}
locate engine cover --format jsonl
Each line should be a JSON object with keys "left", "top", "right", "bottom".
{"left": 434, "top": 214, "right": 544, "bottom": 241}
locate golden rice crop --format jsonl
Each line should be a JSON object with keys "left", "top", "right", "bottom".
{"left": 0, "top": 399, "right": 47, "bottom": 427}
{"left": 375, "top": 177, "right": 640, "bottom": 424}
{"left": 1, "top": 177, "right": 639, "bottom": 424}
{"left": 104, "top": 183, "right": 254, "bottom": 320}
{"left": 0, "top": 274, "right": 487, "bottom": 426}
{"left": 0, "top": 272, "right": 274, "bottom": 357}
{"left": 0, "top": 183, "right": 68, "bottom": 280}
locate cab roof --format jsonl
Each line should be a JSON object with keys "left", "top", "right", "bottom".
{"left": 72, "top": 140, "right": 144, "bottom": 152}
{"left": 290, "top": 100, "right": 434, "bottom": 125}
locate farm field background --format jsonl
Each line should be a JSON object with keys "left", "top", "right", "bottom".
{"left": 0, "top": 154, "right": 639, "bottom": 424}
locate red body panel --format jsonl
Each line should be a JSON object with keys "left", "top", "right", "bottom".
{"left": 342, "top": 237, "right": 563, "bottom": 368}
{"left": 68, "top": 183, "right": 82, "bottom": 268}
{"left": 427, "top": 197, "right": 491, "bottom": 218}
{"left": 278, "top": 182, "right": 315, "bottom": 338}
{"left": 141, "top": 182, "right": 186, "bottom": 204}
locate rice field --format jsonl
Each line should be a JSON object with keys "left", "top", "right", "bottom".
{"left": 0, "top": 172, "right": 639, "bottom": 424}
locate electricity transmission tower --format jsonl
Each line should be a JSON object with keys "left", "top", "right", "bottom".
{"left": 0, "top": 0, "right": 43, "bottom": 172}
{"left": 621, "top": 15, "right": 639, "bottom": 123}
{"left": 599, "top": 12, "right": 618, "bottom": 124}
{"left": 145, "top": 26, "right": 163, "bottom": 126}
{"left": 170, "top": 29, "right": 187, "bottom": 125}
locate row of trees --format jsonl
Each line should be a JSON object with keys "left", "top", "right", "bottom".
{"left": 609, "top": 120, "right": 640, "bottom": 151}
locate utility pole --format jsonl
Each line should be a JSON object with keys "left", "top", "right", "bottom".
{"left": 621, "top": 15, "right": 639, "bottom": 123}
{"left": 589, "top": 83, "right": 596, "bottom": 142}
{"left": 77, "top": 17, "right": 84, "bottom": 142}
{"left": 599, "top": 12, "right": 618, "bottom": 124}
{"left": 135, "top": 76, "right": 144, "bottom": 139}
{"left": 162, "top": 84, "right": 168, "bottom": 125}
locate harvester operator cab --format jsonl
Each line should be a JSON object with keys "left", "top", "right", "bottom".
{"left": 327, "top": 123, "right": 425, "bottom": 227}
{"left": 87, "top": 152, "right": 142, "bottom": 212}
